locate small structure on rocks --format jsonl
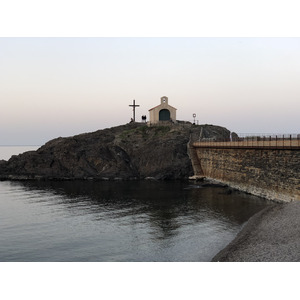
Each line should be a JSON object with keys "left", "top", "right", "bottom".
{"left": 148, "top": 96, "right": 177, "bottom": 124}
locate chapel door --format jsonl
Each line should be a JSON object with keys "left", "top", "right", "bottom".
{"left": 159, "top": 109, "right": 170, "bottom": 121}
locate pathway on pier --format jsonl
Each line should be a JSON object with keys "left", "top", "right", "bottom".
{"left": 192, "top": 139, "right": 300, "bottom": 149}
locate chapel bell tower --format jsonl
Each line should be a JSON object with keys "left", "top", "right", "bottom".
{"left": 161, "top": 96, "right": 168, "bottom": 104}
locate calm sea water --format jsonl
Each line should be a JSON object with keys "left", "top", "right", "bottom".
{"left": 0, "top": 146, "right": 271, "bottom": 262}
{"left": 0, "top": 179, "right": 272, "bottom": 262}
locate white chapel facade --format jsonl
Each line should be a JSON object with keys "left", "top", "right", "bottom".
{"left": 148, "top": 96, "right": 177, "bottom": 124}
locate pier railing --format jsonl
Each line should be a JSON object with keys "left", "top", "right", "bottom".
{"left": 192, "top": 133, "right": 300, "bottom": 149}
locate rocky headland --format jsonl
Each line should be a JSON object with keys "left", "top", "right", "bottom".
{"left": 0, "top": 122, "right": 230, "bottom": 181}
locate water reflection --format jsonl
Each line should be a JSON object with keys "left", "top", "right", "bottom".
{"left": 17, "top": 180, "right": 270, "bottom": 236}
{"left": 2, "top": 180, "right": 272, "bottom": 261}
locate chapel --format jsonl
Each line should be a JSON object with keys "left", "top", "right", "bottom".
{"left": 148, "top": 96, "right": 177, "bottom": 124}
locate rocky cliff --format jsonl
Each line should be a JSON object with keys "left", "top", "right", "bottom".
{"left": 0, "top": 122, "right": 230, "bottom": 180}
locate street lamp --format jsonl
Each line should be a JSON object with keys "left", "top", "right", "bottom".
{"left": 193, "top": 113, "right": 196, "bottom": 124}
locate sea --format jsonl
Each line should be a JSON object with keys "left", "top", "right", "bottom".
{"left": 0, "top": 146, "right": 272, "bottom": 262}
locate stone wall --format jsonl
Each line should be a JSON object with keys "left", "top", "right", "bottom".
{"left": 194, "top": 147, "right": 300, "bottom": 202}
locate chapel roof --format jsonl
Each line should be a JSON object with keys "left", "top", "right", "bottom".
{"left": 148, "top": 103, "right": 177, "bottom": 111}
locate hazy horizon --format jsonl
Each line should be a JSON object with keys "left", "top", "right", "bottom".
{"left": 1, "top": 37, "right": 299, "bottom": 145}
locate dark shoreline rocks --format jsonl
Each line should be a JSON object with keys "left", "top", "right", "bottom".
{"left": 212, "top": 201, "right": 300, "bottom": 262}
{"left": 0, "top": 122, "right": 230, "bottom": 181}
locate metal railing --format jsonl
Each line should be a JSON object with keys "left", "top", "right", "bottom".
{"left": 192, "top": 133, "right": 300, "bottom": 149}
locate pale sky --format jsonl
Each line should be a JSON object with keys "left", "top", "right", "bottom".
{"left": 1, "top": 37, "right": 299, "bottom": 145}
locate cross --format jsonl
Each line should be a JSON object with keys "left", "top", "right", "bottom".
{"left": 129, "top": 99, "right": 140, "bottom": 122}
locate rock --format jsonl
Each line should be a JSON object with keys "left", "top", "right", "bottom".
{"left": 145, "top": 177, "right": 157, "bottom": 180}
{"left": 0, "top": 122, "right": 230, "bottom": 181}
{"left": 231, "top": 132, "right": 239, "bottom": 141}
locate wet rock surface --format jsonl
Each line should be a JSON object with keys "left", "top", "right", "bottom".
{"left": 212, "top": 201, "right": 300, "bottom": 262}
{"left": 0, "top": 122, "right": 230, "bottom": 181}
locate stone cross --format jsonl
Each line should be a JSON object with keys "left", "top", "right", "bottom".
{"left": 129, "top": 99, "right": 140, "bottom": 122}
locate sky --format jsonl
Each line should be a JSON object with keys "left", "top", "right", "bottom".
{"left": 1, "top": 0, "right": 300, "bottom": 146}
{"left": 1, "top": 37, "right": 299, "bottom": 145}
